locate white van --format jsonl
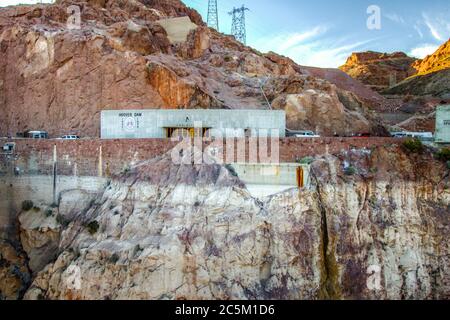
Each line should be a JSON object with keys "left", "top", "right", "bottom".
{"left": 391, "top": 132, "right": 433, "bottom": 141}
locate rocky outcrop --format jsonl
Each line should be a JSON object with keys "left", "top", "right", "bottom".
{"left": 383, "top": 41, "right": 450, "bottom": 99}
{"left": 413, "top": 39, "right": 450, "bottom": 76}
{"left": 21, "top": 146, "right": 450, "bottom": 300}
{"left": 271, "top": 86, "right": 374, "bottom": 136}
{"left": 339, "top": 52, "right": 417, "bottom": 92}
{"left": 0, "top": 0, "right": 387, "bottom": 137}
{"left": 300, "top": 65, "right": 386, "bottom": 110}
{"left": 0, "top": 240, "right": 31, "bottom": 300}
{"left": 18, "top": 208, "right": 60, "bottom": 274}
{"left": 384, "top": 69, "right": 450, "bottom": 99}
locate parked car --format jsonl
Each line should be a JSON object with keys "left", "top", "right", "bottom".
{"left": 391, "top": 132, "right": 433, "bottom": 141}
{"left": 60, "top": 135, "right": 80, "bottom": 140}
{"left": 295, "top": 131, "right": 320, "bottom": 138}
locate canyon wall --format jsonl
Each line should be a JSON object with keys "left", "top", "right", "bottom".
{"left": 12, "top": 145, "right": 449, "bottom": 300}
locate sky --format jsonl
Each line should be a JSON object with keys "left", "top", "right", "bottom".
{"left": 183, "top": 0, "right": 450, "bottom": 67}
{"left": 1, "top": 0, "right": 449, "bottom": 68}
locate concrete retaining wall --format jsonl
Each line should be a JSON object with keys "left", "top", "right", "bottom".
{"left": 0, "top": 137, "right": 401, "bottom": 177}
{"left": 0, "top": 175, "right": 106, "bottom": 238}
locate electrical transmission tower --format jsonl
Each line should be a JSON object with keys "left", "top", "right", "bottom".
{"left": 207, "top": 0, "right": 219, "bottom": 31}
{"left": 229, "top": 5, "right": 249, "bottom": 45}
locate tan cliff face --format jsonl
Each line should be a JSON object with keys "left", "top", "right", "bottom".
{"left": 383, "top": 40, "right": 450, "bottom": 99}
{"left": 0, "top": 0, "right": 387, "bottom": 137}
{"left": 412, "top": 39, "right": 450, "bottom": 76}
{"left": 339, "top": 51, "right": 417, "bottom": 92}
{"left": 12, "top": 146, "right": 448, "bottom": 300}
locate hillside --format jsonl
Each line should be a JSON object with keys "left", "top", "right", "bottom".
{"left": 1, "top": 145, "right": 447, "bottom": 300}
{"left": 384, "top": 68, "right": 450, "bottom": 98}
{"left": 413, "top": 39, "right": 450, "bottom": 76}
{"left": 384, "top": 40, "right": 450, "bottom": 99}
{"left": 339, "top": 51, "right": 417, "bottom": 92}
{"left": 0, "top": 0, "right": 388, "bottom": 137}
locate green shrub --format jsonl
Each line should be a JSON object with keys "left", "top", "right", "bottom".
{"left": 225, "top": 164, "right": 238, "bottom": 177}
{"left": 402, "top": 138, "right": 424, "bottom": 154}
{"left": 108, "top": 253, "right": 120, "bottom": 264}
{"left": 447, "top": 161, "right": 450, "bottom": 170}
{"left": 32, "top": 206, "right": 40, "bottom": 212}
{"left": 297, "top": 156, "right": 314, "bottom": 165}
{"left": 56, "top": 214, "right": 69, "bottom": 227}
{"left": 21, "top": 200, "right": 34, "bottom": 211}
{"left": 435, "top": 148, "right": 450, "bottom": 162}
{"left": 121, "top": 166, "right": 131, "bottom": 174}
{"left": 86, "top": 221, "right": 100, "bottom": 235}
{"left": 344, "top": 166, "right": 356, "bottom": 176}
{"left": 45, "top": 209, "right": 53, "bottom": 217}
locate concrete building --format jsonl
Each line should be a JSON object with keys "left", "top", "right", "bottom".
{"left": 435, "top": 105, "right": 450, "bottom": 144}
{"left": 230, "top": 163, "right": 310, "bottom": 198}
{"left": 100, "top": 109, "right": 286, "bottom": 139}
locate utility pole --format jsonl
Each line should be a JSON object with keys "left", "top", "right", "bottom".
{"left": 229, "top": 5, "right": 249, "bottom": 45}
{"left": 207, "top": 0, "right": 219, "bottom": 31}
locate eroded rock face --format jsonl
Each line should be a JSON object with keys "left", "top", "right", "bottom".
{"left": 271, "top": 86, "right": 373, "bottom": 136}
{"left": 382, "top": 41, "right": 450, "bottom": 100}
{"left": 22, "top": 147, "right": 450, "bottom": 300}
{"left": 339, "top": 51, "right": 417, "bottom": 92}
{"left": 0, "top": 240, "right": 31, "bottom": 300}
{"left": 311, "top": 148, "right": 450, "bottom": 299}
{"left": 18, "top": 209, "right": 60, "bottom": 274}
{"left": 413, "top": 39, "right": 450, "bottom": 76}
{"left": 0, "top": 0, "right": 387, "bottom": 137}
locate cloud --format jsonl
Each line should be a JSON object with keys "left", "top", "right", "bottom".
{"left": 276, "top": 26, "right": 328, "bottom": 52}
{"left": 422, "top": 13, "right": 450, "bottom": 42}
{"left": 409, "top": 44, "right": 439, "bottom": 59}
{"left": 384, "top": 13, "right": 405, "bottom": 25}
{"left": 253, "top": 25, "right": 328, "bottom": 54}
{"left": 414, "top": 25, "right": 424, "bottom": 39}
{"left": 288, "top": 38, "right": 379, "bottom": 68}
{"left": 252, "top": 23, "right": 381, "bottom": 68}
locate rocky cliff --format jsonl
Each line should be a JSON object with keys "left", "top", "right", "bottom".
{"left": 339, "top": 52, "right": 417, "bottom": 92}
{"left": 0, "top": 0, "right": 387, "bottom": 137}
{"left": 0, "top": 145, "right": 443, "bottom": 300}
{"left": 384, "top": 40, "right": 450, "bottom": 99}
{"left": 339, "top": 44, "right": 449, "bottom": 131}
{"left": 413, "top": 39, "right": 450, "bottom": 76}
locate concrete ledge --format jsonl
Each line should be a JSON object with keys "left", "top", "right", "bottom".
{"left": 0, "top": 137, "right": 402, "bottom": 176}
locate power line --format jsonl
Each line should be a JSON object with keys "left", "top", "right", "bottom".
{"left": 207, "top": 0, "right": 219, "bottom": 31}
{"left": 228, "top": 5, "right": 249, "bottom": 45}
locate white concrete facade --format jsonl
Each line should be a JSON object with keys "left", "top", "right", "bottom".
{"left": 230, "top": 163, "right": 310, "bottom": 198}
{"left": 435, "top": 105, "right": 450, "bottom": 144}
{"left": 100, "top": 109, "right": 286, "bottom": 139}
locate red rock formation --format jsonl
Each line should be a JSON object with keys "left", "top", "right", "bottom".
{"left": 339, "top": 51, "right": 417, "bottom": 92}
{"left": 412, "top": 39, "right": 450, "bottom": 75}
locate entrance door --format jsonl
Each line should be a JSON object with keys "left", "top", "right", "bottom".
{"left": 166, "top": 128, "right": 210, "bottom": 138}
{"left": 296, "top": 167, "right": 304, "bottom": 188}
